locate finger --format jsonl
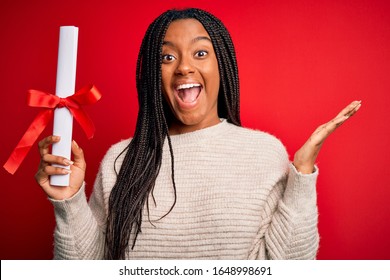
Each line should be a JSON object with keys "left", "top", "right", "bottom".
{"left": 312, "top": 102, "right": 361, "bottom": 143}
{"left": 335, "top": 100, "right": 362, "bottom": 119}
{"left": 38, "top": 135, "right": 61, "bottom": 157}
{"left": 35, "top": 168, "right": 50, "bottom": 185}
{"left": 317, "top": 101, "right": 362, "bottom": 135}
{"left": 43, "top": 165, "right": 72, "bottom": 176}
{"left": 71, "top": 140, "right": 86, "bottom": 169}
{"left": 330, "top": 114, "right": 350, "bottom": 128}
{"left": 311, "top": 115, "right": 346, "bottom": 145}
{"left": 345, "top": 102, "right": 362, "bottom": 118}
{"left": 42, "top": 154, "right": 74, "bottom": 166}
{"left": 37, "top": 158, "right": 49, "bottom": 170}
{"left": 329, "top": 101, "right": 362, "bottom": 129}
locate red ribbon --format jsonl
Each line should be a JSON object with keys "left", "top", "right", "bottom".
{"left": 3, "top": 84, "right": 102, "bottom": 174}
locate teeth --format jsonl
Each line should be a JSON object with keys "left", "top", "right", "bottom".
{"left": 176, "top": 83, "right": 201, "bottom": 90}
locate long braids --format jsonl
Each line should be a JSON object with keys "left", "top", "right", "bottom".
{"left": 105, "top": 8, "right": 241, "bottom": 260}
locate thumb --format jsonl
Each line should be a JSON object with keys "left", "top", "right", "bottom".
{"left": 71, "top": 140, "right": 86, "bottom": 170}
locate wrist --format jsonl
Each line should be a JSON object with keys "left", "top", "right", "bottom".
{"left": 292, "top": 162, "right": 315, "bottom": 174}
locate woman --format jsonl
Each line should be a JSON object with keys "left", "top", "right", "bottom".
{"left": 35, "top": 8, "right": 361, "bottom": 259}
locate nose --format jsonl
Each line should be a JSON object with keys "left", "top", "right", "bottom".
{"left": 175, "top": 56, "right": 195, "bottom": 76}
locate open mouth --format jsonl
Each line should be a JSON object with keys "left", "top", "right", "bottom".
{"left": 175, "top": 83, "right": 202, "bottom": 103}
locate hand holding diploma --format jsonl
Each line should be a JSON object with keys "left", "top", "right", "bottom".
{"left": 293, "top": 100, "right": 362, "bottom": 174}
{"left": 35, "top": 136, "right": 86, "bottom": 200}
{"left": 3, "top": 26, "right": 101, "bottom": 191}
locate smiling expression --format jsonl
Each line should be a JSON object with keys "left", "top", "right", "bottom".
{"left": 161, "top": 19, "right": 221, "bottom": 135}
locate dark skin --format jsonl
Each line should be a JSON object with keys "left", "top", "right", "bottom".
{"left": 35, "top": 19, "right": 362, "bottom": 200}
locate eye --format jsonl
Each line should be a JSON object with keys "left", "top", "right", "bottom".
{"left": 195, "top": 50, "right": 208, "bottom": 58}
{"left": 162, "top": 54, "right": 176, "bottom": 63}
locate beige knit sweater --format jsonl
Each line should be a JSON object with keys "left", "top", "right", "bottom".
{"left": 50, "top": 120, "right": 319, "bottom": 259}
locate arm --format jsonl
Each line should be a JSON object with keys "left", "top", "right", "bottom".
{"left": 264, "top": 164, "right": 319, "bottom": 259}
{"left": 35, "top": 136, "right": 106, "bottom": 259}
{"left": 263, "top": 101, "right": 361, "bottom": 259}
{"left": 49, "top": 170, "right": 106, "bottom": 259}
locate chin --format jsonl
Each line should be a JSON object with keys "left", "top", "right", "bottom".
{"left": 176, "top": 114, "right": 204, "bottom": 126}
{"left": 170, "top": 110, "right": 210, "bottom": 131}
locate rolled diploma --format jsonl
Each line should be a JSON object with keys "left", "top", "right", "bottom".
{"left": 50, "top": 26, "right": 78, "bottom": 186}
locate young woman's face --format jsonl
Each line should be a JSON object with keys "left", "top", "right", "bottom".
{"left": 161, "top": 19, "right": 221, "bottom": 134}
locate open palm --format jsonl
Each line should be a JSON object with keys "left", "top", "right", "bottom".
{"left": 293, "top": 100, "right": 361, "bottom": 174}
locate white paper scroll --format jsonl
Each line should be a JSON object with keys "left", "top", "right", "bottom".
{"left": 50, "top": 26, "right": 78, "bottom": 186}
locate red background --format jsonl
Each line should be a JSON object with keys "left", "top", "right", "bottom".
{"left": 1, "top": 0, "right": 389, "bottom": 260}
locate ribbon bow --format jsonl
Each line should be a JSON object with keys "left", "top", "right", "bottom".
{"left": 3, "top": 85, "right": 102, "bottom": 174}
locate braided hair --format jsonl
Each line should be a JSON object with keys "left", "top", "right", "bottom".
{"left": 105, "top": 8, "right": 241, "bottom": 259}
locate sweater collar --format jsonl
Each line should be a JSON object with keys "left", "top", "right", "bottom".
{"left": 166, "top": 119, "right": 232, "bottom": 147}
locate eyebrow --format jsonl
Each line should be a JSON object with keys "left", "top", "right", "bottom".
{"left": 162, "top": 36, "right": 212, "bottom": 46}
{"left": 192, "top": 36, "right": 212, "bottom": 43}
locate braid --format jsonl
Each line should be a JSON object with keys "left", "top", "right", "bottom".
{"left": 197, "top": 10, "right": 241, "bottom": 125}
{"left": 104, "top": 8, "right": 240, "bottom": 259}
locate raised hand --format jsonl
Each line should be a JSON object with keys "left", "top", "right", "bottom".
{"left": 293, "top": 100, "right": 362, "bottom": 174}
{"left": 35, "top": 136, "right": 86, "bottom": 200}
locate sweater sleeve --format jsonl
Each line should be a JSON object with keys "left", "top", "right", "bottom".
{"left": 263, "top": 164, "right": 319, "bottom": 259}
{"left": 49, "top": 168, "right": 106, "bottom": 259}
